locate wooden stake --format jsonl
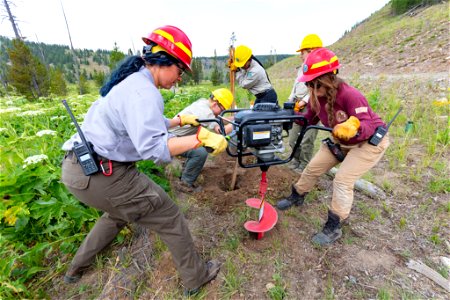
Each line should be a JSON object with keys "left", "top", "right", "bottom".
{"left": 228, "top": 41, "right": 239, "bottom": 191}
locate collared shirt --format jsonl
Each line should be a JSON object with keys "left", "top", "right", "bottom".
{"left": 62, "top": 67, "right": 172, "bottom": 163}
{"left": 169, "top": 98, "right": 216, "bottom": 137}
{"left": 288, "top": 68, "right": 310, "bottom": 103}
{"left": 236, "top": 60, "right": 272, "bottom": 95}
{"left": 302, "top": 82, "right": 386, "bottom": 145}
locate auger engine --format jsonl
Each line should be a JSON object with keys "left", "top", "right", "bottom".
{"left": 226, "top": 102, "right": 298, "bottom": 167}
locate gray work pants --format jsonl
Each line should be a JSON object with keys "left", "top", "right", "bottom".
{"left": 288, "top": 122, "right": 318, "bottom": 170}
{"left": 180, "top": 147, "right": 208, "bottom": 185}
{"left": 61, "top": 153, "right": 208, "bottom": 289}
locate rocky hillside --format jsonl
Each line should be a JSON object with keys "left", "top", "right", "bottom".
{"left": 269, "top": 2, "right": 449, "bottom": 80}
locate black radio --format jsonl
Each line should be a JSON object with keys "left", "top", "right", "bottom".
{"left": 62, "top": 100, "right": 99, "bottom": 176}
{"left": 369, "top": 107, "right": 402, "bottom": 146}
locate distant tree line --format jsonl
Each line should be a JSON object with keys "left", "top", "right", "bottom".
{"left": 0, "top": 35, "right": 292, "bottom": 100}
{"left": 391, "top": 0, "right": 444, "bottom": 15}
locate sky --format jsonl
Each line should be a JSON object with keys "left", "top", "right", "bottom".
{"left": 0, "top": 0, "right": 391, "bottom": 57}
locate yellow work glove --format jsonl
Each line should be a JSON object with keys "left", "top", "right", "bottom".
{"left": 332, "top": 116, "right": 360, "bottom": 141}
{"left": 294, "top": 100, "right": 306, "bottom": 112}
{"left": 227, "top": 58, "right": 237, "bottom": 71}
{"left": 178, "top": 114, "right": 200, "bottom": 126}
{"left": 196, "top": 127, "right": 228, "bottom": 155}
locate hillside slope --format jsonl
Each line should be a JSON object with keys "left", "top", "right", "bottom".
{"left": 269, "top": 2, "right": 449, "bottom": 80}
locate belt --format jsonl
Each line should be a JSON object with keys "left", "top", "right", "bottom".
{"left": 255, "top": 88, "right": 274, "bottom": 98}
{"left": 65, "top": 151, "right": 133, "bottom": 166}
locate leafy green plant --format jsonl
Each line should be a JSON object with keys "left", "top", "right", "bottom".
{"left": 267, "top": 273, "right": 286, "bottom": 300}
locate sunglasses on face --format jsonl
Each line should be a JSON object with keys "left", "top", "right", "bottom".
{"left": 305, "top": 81, "right": 321, "bottom": 89}
{"left": 210, "top": 94, "right": 225, "bottom": 111}
{"left": 175, "top": 62, "right": 186, "bottom": 76}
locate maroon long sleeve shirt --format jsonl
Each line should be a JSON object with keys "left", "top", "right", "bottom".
{"left": 299, "top": 82, "right": 386, "bottom": 145}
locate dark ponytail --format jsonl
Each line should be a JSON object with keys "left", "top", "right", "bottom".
{"left": 100, "top": 56, "right": 145, "bottom": 96}
{"left": 250, "top": 55, "right": 271, "bottom": 83}
{"left": 100, "top": 42, "right": 181, "bottom": 97}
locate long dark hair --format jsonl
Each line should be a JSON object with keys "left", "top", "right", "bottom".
{"left": 100, "top": 42, "right": 180, "bottom": 97}
{"left": 308, "top": 73, "right": 343, "bottom": 127}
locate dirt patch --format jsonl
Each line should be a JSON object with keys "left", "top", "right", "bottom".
{"left": 192, "top": 154, "right": 295, "bottom": 214}
{"left": 157, "top": 149, "right": 449, "bottom": 299}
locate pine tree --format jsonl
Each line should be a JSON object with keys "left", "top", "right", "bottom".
{"left": 191, "top": 57, "right": 203, "bottom": 85}
{"left": 109, "top": 42, "right": 126, "bottom": 71}
{"left": 78, "top": 74, "right": 88, "bottom": 95}
{"left": 93, "top": 69, "right": 106, "bottom": 88}
{"left": 210, "top": 50, "right": 222, "bottom": 86}
{"left": 7, "top": 39, "right": 50, "bottom": 100}
{"left": 49, "top": 67, "right": 67, "bottom": 96}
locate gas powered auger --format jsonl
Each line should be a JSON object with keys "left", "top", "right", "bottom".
{"left": 198, "top": 102, "right": 332, "bottom": 239}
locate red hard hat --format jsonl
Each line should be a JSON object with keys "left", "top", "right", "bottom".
{"left": 298, "top": 48, "right": 340, "bottom": 82}
{"left": 142, "top": 25, "right": 193, "bottom": 71}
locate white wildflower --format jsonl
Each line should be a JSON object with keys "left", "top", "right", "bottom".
{"left": 50, "top": 116, "right": 67, "bottom": 120}
{"left": 5, "top": 100, "right": 13, "bottom": 105}
{"left": 17, "top": 110, "right": 44, "bottom": 117}
{"left": 23, "top": 154, "right": 48, "bottom": 168}
{"left": 0, "top": 107, "right": 21, "bottom": 114}
{"left": 36, "top": 130, "right": 56, "bottom": 137}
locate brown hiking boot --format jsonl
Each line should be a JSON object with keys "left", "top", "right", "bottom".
{"left": 63, "top": 266, "right": 85, "bottom": 284}
{"left": 175, "top": 180, "right": 202, "bottom": 193}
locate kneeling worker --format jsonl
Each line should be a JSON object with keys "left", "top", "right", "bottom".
{"left": 170, "top": 88, "right": 234, "bottom": 190}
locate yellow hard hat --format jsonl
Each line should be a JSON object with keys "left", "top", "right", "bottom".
{"left": 296, "top": 34, "right": 323, "bottom": 52}
{"left": 234, "top": 45, "right": 252, "bottom": 68}
{"left": 211, "top": 88, "right": 233, "bottom": 110}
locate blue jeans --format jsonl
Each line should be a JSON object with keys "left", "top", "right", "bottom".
{"left": 180, "top": 147, "right": 208, "bottom": 185}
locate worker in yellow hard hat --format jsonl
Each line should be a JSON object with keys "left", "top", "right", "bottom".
{"left": 287, "top": 34, "right": 323, "bottom": 173}
{"left": 170, "top": 88, "right": 234, "bottom": 191}
{"left": 228, "top": 45, "right": 278, "bottom": 105}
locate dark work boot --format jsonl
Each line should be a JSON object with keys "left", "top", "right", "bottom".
{"left": 184, "top": 260, "right": 221, "bottom": 296}
{"left": 312, "top": 210, "right": 342, "bottom": 246}
{"left": 276, "top": 185, "right": 306, "bottom": 210}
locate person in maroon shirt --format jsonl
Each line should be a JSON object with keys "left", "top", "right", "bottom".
{"left": 277, "top": 48, "right": 390, "bottom": 246}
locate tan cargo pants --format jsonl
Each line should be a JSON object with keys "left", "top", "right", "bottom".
{"left": 61, "top": 153, "right": 208, "bottom": 289}
{"left": 294, "top": 135, "right": 390, "bottom": 220}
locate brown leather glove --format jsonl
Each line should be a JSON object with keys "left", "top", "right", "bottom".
{"left": 332, "top": 116, "right": 360, "bottom": 140}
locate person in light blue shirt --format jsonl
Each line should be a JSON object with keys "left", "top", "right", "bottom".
{"left": 61, "top": 25, "right": 224, "bottom": 296}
